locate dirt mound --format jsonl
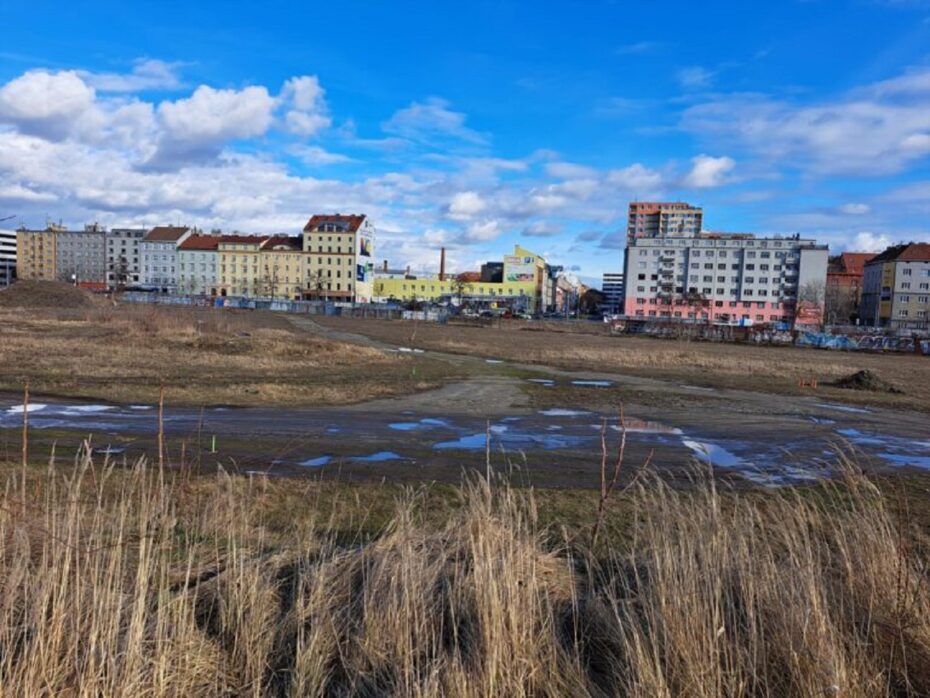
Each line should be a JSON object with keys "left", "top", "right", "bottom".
{"left": 834, "top": 369, "right": 902, "bottom": 394}
{"left": 0, "top": 280, "right": 102, "bottom": 309}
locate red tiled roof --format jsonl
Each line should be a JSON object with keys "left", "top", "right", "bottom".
{"left": 898, "top": 243, "right": 930, "bottom": 262}
{"left": 303, "top": 214, "right": 366, "bottom": 233}
{"left": 261, "top": 235, "right": 302, "bottom": 251}
{"left": 457, "top": 271, "right": 481, "bottom": 282}
{"left": 836, "top": 252, "right": 874, "bottom": 274}
{"left": 179, "top": 235, "right": 220, "bottom": 251}
{"left": 217, "top": 235, "right": 269, "bottom": 246}
{"left": 144, "top": 226, "right": 190, "bottom": 242}
{"left": 868, "top": 242, "right": 930, "bottom": 264}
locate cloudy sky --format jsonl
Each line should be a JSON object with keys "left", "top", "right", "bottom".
{"left": 1, "top": 0, "right": 930, "bottom": 284}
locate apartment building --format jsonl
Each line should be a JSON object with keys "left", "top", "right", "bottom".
{"left": 627, "top": 202, "right": 703, "bottom": 243}
{"left": 372, "top": 245, "right": 553, "bottom": 313}
{"left": 106, "top": 228, "right": 147, "bottom": 289}
{"left": 217, "top": 235, "right": 268, "bottom": 297}
{"left": 623, "top": 232, "right": 828, "bottom": 326}
{"left": 302, "top": 214, "right": 375, "bottom": 303}
{"left": 259, "top": 236, "right": 304, "bottom": 299}
{"left": 56, "top": 224, "right": 106, "bottom": 288}
{"left": 0, "top": 229, "right": 15, "bottom": 287}
{"left": 860, "top": 243, "right": 930, "bottom": 331}
{"left": 16, "top": 227, "right": 59, "bottom": 280}
{"left": 601, "top": 272, "right": 624, "bottom": 314}
{"left": 140, "top": 226, "right": 192, "bottom": 292}
{"left": 826, "top": 252, "right": 874, "bottom": 324}
{"left": 178, "top": 234, "right": 220, "bottom": 296}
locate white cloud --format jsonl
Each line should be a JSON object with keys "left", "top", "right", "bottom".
{"left": 838, "top": 202, "right": 870, "bottom": 215}
{"left": 682, "top": 66, "right": 930, "bottom": 175}
{"left": 851, "top": 231, "right": 893, "bottom": 252}
{"left": 383, "top": 97, "right": 486, "bottom": 145}
{"left": 523, "top": 221, "right": 561, "bottom": 237}
{"left": 0, "top": 70, "right": 95, "bottom": 140}
{"left": 545, "top": 161, "right": 597, "bottom": 179}
{"left": 677, "top": 66, "right": 714, "bottom": 89}
{"left": 280, "top": 75, "right": 331, "bottom": 136}
{"left": 80, "top": 59, "right": 184, "bottom": 92}
{"left": 150, "top": 84, "right": 276, "bottom": 166}
{"left": 606, "top": 163, "right": 664, "bottom": 191}
{"left": 447, "top": 191, "right": 486, "bottom": 220}
{"left": 682, "top": 154, "right": 735, "bottom": 188}
{"left": 290, "top": 144, "right": 351, "bottom": 165}
{"left": 465, "top": 219, "right": 501, "bottom": 241}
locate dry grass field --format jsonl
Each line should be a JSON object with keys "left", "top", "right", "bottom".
{"left": 315, "top": 316, "right": 930, "bottom": 411}
{"left": 0, "top": 283, "right": 460, "bottom": 406}
{"left": 1, "top": 448, "right": 930, "bottom": 696}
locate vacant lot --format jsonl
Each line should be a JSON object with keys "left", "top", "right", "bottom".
{"left": 314, "top": 316, "right": 930, "bottom": 411}
{"left": 0, "top": 284, "right": 460, "bottom": 406}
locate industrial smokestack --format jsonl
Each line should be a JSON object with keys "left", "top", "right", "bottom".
{"left": 383, "top": 259, "right": 388, "bottom": 272}
{"left": 439, "top": 247, "right": 446, "bottom": 282}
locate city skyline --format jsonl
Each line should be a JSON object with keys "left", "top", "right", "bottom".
{"left": 2, "top": 0, "right": 930, "bottom": 285}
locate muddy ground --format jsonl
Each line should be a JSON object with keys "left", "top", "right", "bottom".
{"left": 2, "top": 313, "right": 928, "bottom": 490}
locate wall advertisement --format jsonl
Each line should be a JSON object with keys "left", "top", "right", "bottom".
{"left": 504, "top": 255, "right": 536, "bottom": 283}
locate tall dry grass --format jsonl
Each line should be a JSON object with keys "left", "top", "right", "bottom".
{"left": 0, "top": 449, "right": 928, "bottom": 696}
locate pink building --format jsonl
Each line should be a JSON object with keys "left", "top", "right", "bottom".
{"left": 623, "top": 223, "right": 828, "bottom": 327}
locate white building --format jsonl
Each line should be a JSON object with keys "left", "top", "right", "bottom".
{"left": 177, "top": 234, "right": 220, "bottom": 295}
{"left": 106, "top": 228, "right": 147, "bottom": 289}
{"left": 601, "top": 272, "right": 624, "bottom": 313}
{"left": 0, "top": 229, "right": 15, "bottom": 287}
{"left": 623, "top": 232, "right": 828, "bottom": 326}
{"left": 140, "top": 226, "right": 192, "bottom": 293}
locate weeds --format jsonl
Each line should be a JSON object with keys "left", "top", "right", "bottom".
{"left": 0, "top": 447, "right": 927, "bottom": 696}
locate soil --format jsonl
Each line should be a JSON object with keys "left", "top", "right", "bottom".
{"left": 834, "top": 369, "right": 902, "bottom": 393}
{"left": 0, "top": 281, "right": 103, "bottom": 309}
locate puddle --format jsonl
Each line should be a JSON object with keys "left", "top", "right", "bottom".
{"left": 680, "top": 384, "right": 717, "bottom": 392}
{"left": 835, "top": 428, "right": 887, "bottom": 446}
{"left": 397, "top": 347, "right": 424, "bottom": 354}
{"left": 484, "top": 359, "right": 504, "bottom": 364}
{"left": 6, "top": 403, "right": 48, "bottom": 414}
{"left": 91, "top": 446, "right": 126, "bottom": 456}
{"left": 815, "top": 403, "right": 872, "bottom": 414}
{"left": 129, "top": 405, "right": 153, "bottom": 411}
{"left": 61, "top": 405, "right": 116, "bottom": 414}
{"left": 527, "top": 379, "right": 555, "bottom": 386}
{"left": 325, "top": 426, "right": 341, "bottom": 434}
{"left": 539, "top": 408, "right": 589, "bottom": 417}
{"left": 571, "top": 380, "right": 612, "bottom": 388}
{"left": 682, "top": 439, "right": 743, "bottom": 468}
{"left": 808, "top": 416, "right": 837, "bottom": 425}
{"left": 349, "top": 451, "right": 409, "bottom": 462}
{"left": 433, "top": 430, "right": 590, "bottom": 451}
{"left": 588, "top": 420, "right": 682, "bottom": 435}
{"left": 300, "top": 456, "right": 332, "bottom": 467}
{"left": 389, "top": 418, "right": 449, "bottom": 431}
{"left": 879, "top": 453, "right": 930, "bottom": 469}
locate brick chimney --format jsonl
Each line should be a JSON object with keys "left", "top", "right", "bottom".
{"left": 439, "top": 247, "right": 446, "bottom": 281}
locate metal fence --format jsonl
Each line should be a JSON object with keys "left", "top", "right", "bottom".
{"left": 120, "top": 292, "right": 449, "bottom": 323}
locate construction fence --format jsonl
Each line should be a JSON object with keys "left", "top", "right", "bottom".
{"left": 120, "top": 292, "right": 450, "bottom": 323}
{"left": 610, "top": 318, "right": 930, "bottom": 356}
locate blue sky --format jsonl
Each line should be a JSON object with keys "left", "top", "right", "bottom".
{"left": 1, "top": 0, "right": 930, "bottom": 284}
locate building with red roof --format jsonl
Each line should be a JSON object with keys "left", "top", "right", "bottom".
{"left": 860, "top": 243, "right": 930, "bottom": 330}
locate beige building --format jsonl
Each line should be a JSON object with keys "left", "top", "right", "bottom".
{"left": 302, "top": 214, "right": 375, "bottom": 303}
{"left": 217, "top": 235, "right": 267, "bottom": 297}
{"left": 860, "top": 243, "right": 930, "bottom": 330}
{"left": 16, "top": 228, "right": 59, "bottom": 280}
{"left": 259, "top": 236, "right": 304, "bottom": 299}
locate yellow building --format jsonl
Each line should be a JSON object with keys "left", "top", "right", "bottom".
{"left": 217, "top": 235, "right": 266, "bottom": 297}
{"left": 302, "top": 214, "right": 375, "bottom": 303}
{"left": 15, "top": 229, "right": 58, "bottom": 280}
{"left": 258, "top": 236, "right": 305, "bottom": 299}
{"left": 373, "top": 245, "right": 550, "bottom": 312}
